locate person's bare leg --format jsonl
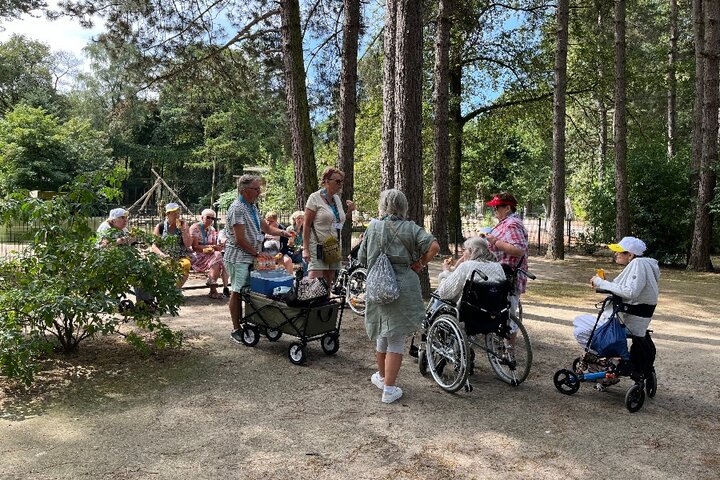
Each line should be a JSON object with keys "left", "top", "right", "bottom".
{"left": 229, "top": 292, "right": 243, "bottom": 330}
{"left": 208, "top": 263, "right": 221, "bottom": 285}
{"left": 283, "top": 256, "right": 293, "bottom": 275}
{"left": 376, "top": 352, "right": 386, "bottom": 378}
{"left": 383, "top": 353, "right": 403, "bottom": 387}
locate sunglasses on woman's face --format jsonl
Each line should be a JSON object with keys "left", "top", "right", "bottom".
{"left": 205, "top": 216, "right": 215, "bottom": 220}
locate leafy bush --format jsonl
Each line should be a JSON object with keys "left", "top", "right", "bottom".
{"left": 0, "top": 171, "right": 183, "bottom": 385}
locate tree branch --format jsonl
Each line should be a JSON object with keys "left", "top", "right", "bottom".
{"left": 461, "top": 88, "right": 592, "bottom": 125}
{"left": 140, "top": 8, "right": 281, "bottom": 91}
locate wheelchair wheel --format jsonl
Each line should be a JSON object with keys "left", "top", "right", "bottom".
{"left": 553, "top": 369, "right": 580, "bottom": 395}
{"left": 345, "top": 268, "right": 367, "bottom": 316}
{"left": 418, "top": 348, "right": 428, "bottom": 376}
{"left": 485, "top": 318, "right": 532, "bottom": 386}
{"left": 645, "top": 367, "right": 657, "bottom": 398}
{"left": 625, "top": 383, "right": 646, "bottom": 412}
{"left": 425, "top": 314, "right": 469, "bottom": 393}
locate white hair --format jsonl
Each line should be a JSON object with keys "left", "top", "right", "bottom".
{"left": 379, "top": 189, "right": 408, "bottom": 219}
{"left": 464, "top": 236, "right": 497, "bottom": 262}
{"left": 201, "top": 208, "right": 216, "bottom": 219}
{"left": 238, "top": 174, "right": 261, "bottom": 193}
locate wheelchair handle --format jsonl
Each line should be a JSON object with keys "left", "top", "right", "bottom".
{"left": 470, "top": 270, "right": 489, "bottom": 282}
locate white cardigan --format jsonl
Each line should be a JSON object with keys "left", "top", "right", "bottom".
{"left": 437, "top": 260, "right": 507, "bottom": 303}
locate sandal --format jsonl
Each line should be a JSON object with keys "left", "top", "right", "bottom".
{"left": 223, "top": 286, "right": 231, "bottom": 297}
{"left": 208, "top": 292, "right": 224, "bottom": 299}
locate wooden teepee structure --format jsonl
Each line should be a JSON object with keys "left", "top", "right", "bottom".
{"left": 126, "top": 168, "right": 194, "bottom": 217}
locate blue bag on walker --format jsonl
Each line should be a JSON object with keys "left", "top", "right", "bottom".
{"left": 590, "top": 317, "right": 629, "bottom": 359}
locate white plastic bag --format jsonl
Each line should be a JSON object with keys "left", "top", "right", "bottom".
{"left": 365, "top": 222, "right": 401, "bottom": 305}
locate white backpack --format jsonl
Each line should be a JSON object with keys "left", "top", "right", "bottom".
{"left": 365, "top": 221, "right": 403, "bottom": 305}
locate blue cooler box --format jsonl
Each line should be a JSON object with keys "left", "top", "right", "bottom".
{"left": 250, "top": 270, "right": 294, "bottom": 296}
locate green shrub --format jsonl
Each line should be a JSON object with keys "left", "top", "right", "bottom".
{"left": 0, "top": 171, "right": 183, "bottom": 385}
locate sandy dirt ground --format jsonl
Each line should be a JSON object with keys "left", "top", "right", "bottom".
{"left": 1, "top": 255, "right": 719, "bottom": 479}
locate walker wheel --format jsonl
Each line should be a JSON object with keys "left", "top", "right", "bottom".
{"left": 553, "top": 369, "right": 580, "bottom": 395}
{"left": 572, "top": 356, "right": 583, "bottom": 373}
{"left": 320, "top": 333, "right": 340, "bottom": 355}
{"left": 645, "top": 367, "right": 657, "bottom": 398}
{"left": 265, "top": 328, "right": 282, "bottom": 342}
{"left": 240, "top": 325, "right": 260, "bottom": 347}
{"left": 288, "top": 343, "right": 307, "bottom": 365}
{"left": 625, "top": 383, "right": 646, "bottom": 412}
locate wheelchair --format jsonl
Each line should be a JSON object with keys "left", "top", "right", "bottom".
{"left": 410, "top": 266, "right": 535, "bottom": 393}
{"left": 332, "top": 255, "right": 367, "bottom": 316}
{"left": 553, "top": 291, "right": 657, "bottom": 412}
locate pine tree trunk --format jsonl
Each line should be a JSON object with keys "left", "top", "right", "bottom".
{"left": 280, "top": 0, "right": 318, "bottom": 210}
{"left": 690, "top": 0, "right": 704, "bottom": 199}
{"left": 688, "top": 0, "right": 719, "bottom": 272}
{"left": 338, "top": 0, "right": 361, "bottom": 256}
{"left": 448, "top": 61, "right": 463, "bottom": 257}
{"left": 667, "top": 0, "right": 678, "bottom": 159}
{"left": 547, "top": 0, "right": 569, "bottom": 260}
{"left": 393, "top": 0, "right": 423, "bottom": 224}
{"left": 595, "top": 0, "right": 609, "bottom": 181}
{"left": 613, "top": 0, "right": 630, "bottom": 240}
{"left": 381, "top": 0, "right": 397, "bottom": 191}
{"left": 431, "top": 0, "right": 453, "bottom": 255}
{"left": 393, "top": 0, "right": 429, "bottom": 296}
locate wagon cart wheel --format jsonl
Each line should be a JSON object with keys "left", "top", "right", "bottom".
{"left": 645, "top": 367, "right": 657, "bottom": 398}
{"left": 625, "top": 383, "right": 646, "bottom": 412}
{"left": 288, "top": 343, "right": 307, "bottom": 365}
{"left": 265, "top": 328, "right": 282, "bottom": 342}
{"left": 321, "top": 332, "right": 340, "bottom": 355}
{"left": 418, "top": 348, "right": 428, "bottom": 376}
{"left": 553, "top": 369, "right": 580, "bottom": 395}
{"left": 240, "top": 324, "right": 260, "bottom": 347}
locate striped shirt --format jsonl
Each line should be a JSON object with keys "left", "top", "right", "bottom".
{"left": 223, "top": 197, "right": 262, "bottom": 264}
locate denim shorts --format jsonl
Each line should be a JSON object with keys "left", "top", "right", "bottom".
{"left": 225, "top": 261, "right": 251, "bottom": 293}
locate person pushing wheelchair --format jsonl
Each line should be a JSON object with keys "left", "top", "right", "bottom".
{"left": 573, "top": 236, "right": 659, "bottom": 388}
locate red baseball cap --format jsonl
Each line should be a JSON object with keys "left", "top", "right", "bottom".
{"left": 486, "top": 193, "right": 518, "bottom": 207}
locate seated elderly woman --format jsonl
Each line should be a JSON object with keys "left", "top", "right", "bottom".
{"left": 263, "top": 212, "right": 294, "bottom": 274}
{"left": 286, "top": 210, "right": 305, "bottom": 264}
{"left": 436, "top": 236, "right": 506, "bottom": 305}
{"left": 189, "top": 208, "right": 230, "bottom": 299}
{"left": 151, "top": 202, "right": 193, "bottom": 287}
{"left": 96, "top": 208, "right": 132, "bottom": 246}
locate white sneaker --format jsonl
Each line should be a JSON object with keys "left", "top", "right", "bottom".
{"left": 382, "top": 387, "right": 403, "bottom": 404}
{"left": 371, "top": 372, "right": 384, "bottom": 390}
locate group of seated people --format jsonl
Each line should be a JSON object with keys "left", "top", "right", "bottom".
{"left": 96, "top": 204, "right": 308, "bottom": 299}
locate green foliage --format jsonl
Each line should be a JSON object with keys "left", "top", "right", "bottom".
{"left": 573, "top": 140, "right": 692, "bottom": 264}
{"left": 0, "top": 171, "right": 182, "bottom": 385}
{"left": 0, "top": 104, "right": 112, "bottom": 195}
{"left": 0, "top": 34, "right": 56, "bottom": 114}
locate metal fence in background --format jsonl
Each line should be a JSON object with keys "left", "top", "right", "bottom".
{"left": 1, "top": 208, "right": 589, "bottom": 258}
